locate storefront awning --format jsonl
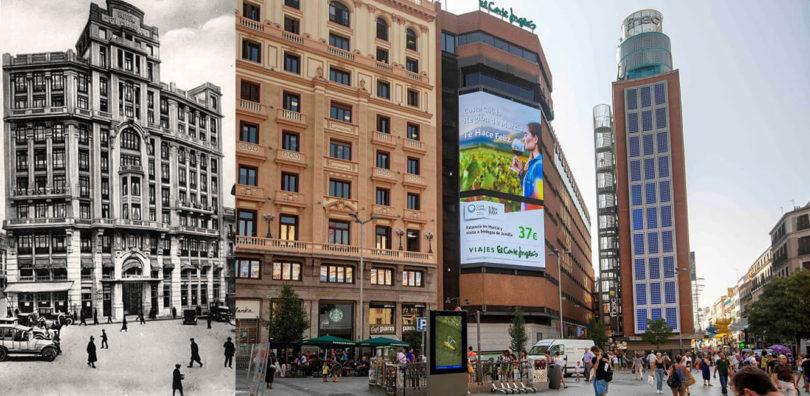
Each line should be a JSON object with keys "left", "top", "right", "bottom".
{"left": 81, "top": 258, "right": 95, "bottom": 269}
{"left": 102, "top": 258, "right": 114, "bottom": 268}
{"left": 5, "top": 282, "right": 73, "bottom": 293}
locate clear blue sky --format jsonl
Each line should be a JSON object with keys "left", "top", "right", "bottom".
{"left": 446, "top": 0, "right": 810, "bottom": 306}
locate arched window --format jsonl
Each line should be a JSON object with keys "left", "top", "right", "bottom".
{"left": 376, "top": 17, "right": 388, "bottom": 41}
{"left": 406, "top": 28, "right": 417, "bottom": 51}
{"left": 121, "top": 129, "right": 141, "bottom": 151}
{"left": 329, "top": 1, "right": 350, "bottom": 27}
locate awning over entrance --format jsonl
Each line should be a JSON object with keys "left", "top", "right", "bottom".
{"left": 5, "top": 281, "right": 73, "bottom": 293}
{"left": 100, "top": 277, "right": 161, "bottom": 283}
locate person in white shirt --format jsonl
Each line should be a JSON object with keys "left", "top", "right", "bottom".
{"left": 647, "top": 351, "right": 657, "bottom": 376}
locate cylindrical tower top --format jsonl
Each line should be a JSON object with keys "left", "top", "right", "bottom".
{"left": 620, "top": 9, "right": 663, "bottom": 42}
{"left": 593, "top": 104, "right": 612, "bottom": 130}
{"left": 617, "top": 9, "right": 671, "bottom": 80}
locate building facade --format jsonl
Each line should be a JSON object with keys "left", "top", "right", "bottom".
{"left": 769, "top": 201, "right": 810, "bottom": 278}
{"left": 233, "top": 0, "right": 439, "bottom": 344}
{"left": 2, "top": 0, "right": 227, "bottom": 321}
{"left": 593, "top": 104, "right": 623, "bottom": 338}
{"left": 439, "top": 8, "right": 594, "bottom": 351}
{"left": 612, "top": 10, "right": 695, "bottom": 345}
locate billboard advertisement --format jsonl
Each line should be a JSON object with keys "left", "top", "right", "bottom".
{"left": 458, "top": 91, "right": 545, "bottom": 269}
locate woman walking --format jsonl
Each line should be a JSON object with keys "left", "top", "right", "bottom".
{"left": 667, "top": 355, "right": 695, "bottom": 396}
{"left": 632, "top": 353, "right": 644, "bottom": 381}
{"left": 589, "top": 346, "right": 611, "bottom": 396}
{"left": 654, "top": 353, "right": 667, "bottom": 394}
{"left": 266, "top": 354, "right": 278, "bottom": 389}
{"left": 700, "top": 355, "right": 712, "bottom": 386}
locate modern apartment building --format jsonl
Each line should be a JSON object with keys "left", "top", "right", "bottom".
{"left": 593, "top": 103, "right": 623, "bottom": 338}
{"left": 769, "top": 201, "right": 810, "bottom": 278}
{"left": 1, "top": 0, "right": 227, "bottom": 321}
{"left": 233, "top": 0, "right": 439, "bottom": 344}
{"left": 439, "top": 8, "right": 594, "bottom": 351}
{"left": 611, "top": 10, "right": 696, "bottom": 347}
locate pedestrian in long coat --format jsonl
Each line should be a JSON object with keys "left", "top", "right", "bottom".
{"left": 223, "top": 337, "right": 235, "bottom": 368}
{"left": 188, "top": 338, "right": 203, "bottom": 367}
{"left": 93, "top": 308, "right": 99, "bottom": 325}
{"left": 80, "top": 310, "right": 88, "bottom": 326}
{"left": 207, "top": 314, "right": 212, "bottom": 329}
{"left": 120, "top": 316, "right": 128, "bottom": 332}
{"left": 172, "top": 364, "right": 184, "bottom": 396}
{"left": 87, "top": 336, "right": 98, "bottom": 368}
{"left": 139, "top": 310, "right": 146, "bottom": 325}
{"left": 172, "top": 306, "right": 177, "bottom": 319}
{"left": 101, "top": 329, "right": 109, "bottom": 349}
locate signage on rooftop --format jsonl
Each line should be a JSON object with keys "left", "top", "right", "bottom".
{"left": 478, "top": 0, "right": 536, "bottom": 31}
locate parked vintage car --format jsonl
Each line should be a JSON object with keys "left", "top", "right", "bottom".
{"left": 208, "top": 304, "right": 230, "bottom": 322}
{"left": 16, "top": 313, "right": 39, "bottom": 327}
{"left": 0, "top": 325, "right": 59, "bottom": 361}
{"left": 37, "top": 308, "right": 73, "bottom": 327}
{"left": 182, "top": 309, "right": 198, "bottom": 325}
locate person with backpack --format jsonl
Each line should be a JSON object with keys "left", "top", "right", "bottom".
{"left": 668, "top": 355, "right": 695, "bottom": 396}
{"left": 589, "top": 346, "right": 612, "bottom": 396}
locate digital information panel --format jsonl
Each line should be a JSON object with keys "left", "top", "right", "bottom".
{"left": 458, "top": 91, "right": 545, "bottom": 270}
{"left": 429, "top": 310, "right": 468, "bottom": 375}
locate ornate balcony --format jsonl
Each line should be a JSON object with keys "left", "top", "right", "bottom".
{"left": 239, "top": 16, "right": 264, "bottom": 32}
{"left": 371, "top": 167, "right": 398, "bottom": 183}
{"left": 238, "top": 99, "right": 266, "bottom": 119}
{"left": 274, "top": 149, "right": 307, "bottom": 168}
{"left": 371, "top": 131, "right": 397, "bottom": 148}
{"left": 10, "top": 186, "right": 73, "bottom": 200}
{"left": 402, "top": 138, "right": 426, "bottom": 154}
{"left": 274, "top": 190, "right": 306, "bottom": 207}
{"left": 276, "top": 108, "right": 307, "bottom": 127}
{"left": 235, "top": 185, "right": 266, "bottom": 202}
{"left": 236, "top": 141, "right": 267, "bottom": 161}
{"left": 235, "top": 236, "right": 434, "bottom": 265}
{"left": 328, "top": 46, "right": 354, "bottom": 61}
{"left": 324, "top": 118, "right": 358, "bottom": 137}
{"left": 323, "top": 157, "right": 359, "bottom": 174}
{"left": 403, "top": 173, "right": 427, "bottom": 189}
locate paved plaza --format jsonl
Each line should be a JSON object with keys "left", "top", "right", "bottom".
{"left": 2, "top": 318, "right": 235, "bottom": 395}
{"left": 241, "top": 371, "right": 737, "bottom": 396}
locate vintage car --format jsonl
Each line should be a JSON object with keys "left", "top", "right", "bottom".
{"left": 37, "top": 308, "right": 73, "bottom": 327}
{"left": 16, "top": 313, "right": 39, "bottom": 327}
{"left": 208, "top": 304, "right": 231, "bottom": 322}
{"left": 0, "top": 325, "right": 59, "bottom": 361}
{"left": 182, "top": 309, "right": 198, "bottom": 325}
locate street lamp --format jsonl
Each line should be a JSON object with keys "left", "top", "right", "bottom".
{"left": 424, "top": 231, "right": 434, "bottom": 254}
{"left": 395, "top": 228, "right": 405, "bottom": 250}
{"left": 263, "top": 213, "right": 274, "bottom": 238}
{"left": 549, "top": 249, "right": 572, "bottom": 338}
{"left": 350, "top": 211, "right": 380, "bottom": 341}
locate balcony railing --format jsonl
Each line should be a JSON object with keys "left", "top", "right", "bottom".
{"left": 275, "top": 149, "right": 306, "bottom": 167}
{"left": 274, "top": 190, "right": 305, "bottom": 206}
{"left": 277, "top": 108, "right": 306, "bottom": 126}
{"left": 175, "top": 200, "right": 214, "bottom": 213}
{"left": 235, "top": 185, "right": 266, "bottom": 202}
{"left": 328, "top": 46, "right": 354, "bottom": 61}
{"left": 282, "top": 31, "right": 304, "bottom": 45}
{"left": 239, "top": 99, "right": 265, "bottom": 117}
{"left": 372, "top": 131, "right": 397, "bottom": 147}
{"left": 239, "top": 16, "right": 264, "bottom": 32}
{"left": 235, "top": 236, "right": 434, "bottom": 264}
{"left": 237, "top": 141, "right": 268, "bottom": 160}
{"left": 10, "top": 186, "right": 73, "bottom": 199}
{"left": 403, "top": 138, "right": 426, "bottom": 153}
{"left": 403, "top": 173, "right": 427, "bottom": 188}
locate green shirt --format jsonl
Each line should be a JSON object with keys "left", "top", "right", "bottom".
{"left": 716, "top": 359, "right": 730, "bottom": 375}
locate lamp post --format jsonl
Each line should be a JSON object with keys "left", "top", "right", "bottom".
{"left": 263, "top": 214, "right": 274, "bottom": 238}
{"left": 395, "top": 228, "right": 405, "bottom": 250}
{"left": 549, "top": 249, "right": 571, "bottom": 338}
{"left": 350, "top": 211, "right": 380, "bottom": 341}
{"left": 425, "top": 231, "right": 434, "bottom": 254}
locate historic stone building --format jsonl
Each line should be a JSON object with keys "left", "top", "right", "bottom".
{"left": 2, "top": 0, "right": 227, "bottom": 320}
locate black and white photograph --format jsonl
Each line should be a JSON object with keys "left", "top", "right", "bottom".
{"left": 0, "top": 0, "right": 236, "bottom": 394}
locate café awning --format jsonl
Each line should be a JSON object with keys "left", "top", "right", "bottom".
{"left": 4, "top": 281, "right": 73, "bottom": 293}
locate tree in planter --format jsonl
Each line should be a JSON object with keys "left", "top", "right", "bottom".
{"left": 588, "top": 317, "right": 609, "bottom": 351}
{"left": 267, "top": 284, "right": 309, "bottom": 362}
{"left": 509, "top": 307, "right": 528, "bottom": 353}
{"left": 748, "top": 271, "right": 810, "bottom": 349}
{"left": 641, "top": 319, "right": 673, "bottom": 351}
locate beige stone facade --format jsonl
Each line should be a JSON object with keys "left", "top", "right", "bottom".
{"left": 234, "top": 0, "right": 439, "bottom": 344}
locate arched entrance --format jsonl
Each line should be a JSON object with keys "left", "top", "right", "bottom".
{"left": 122, "top": 258, "right": 143, "bottom": 316}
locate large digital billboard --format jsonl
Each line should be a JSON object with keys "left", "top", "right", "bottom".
{"left": 429, "top": 310, "right": 467, "bottom": 375}
{"left": 459, "top": 91, "right": 545, "bottom": 270}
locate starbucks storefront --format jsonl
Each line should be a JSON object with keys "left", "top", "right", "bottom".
{"left": 318, "top": 302, "right": 354, "bottom": 340}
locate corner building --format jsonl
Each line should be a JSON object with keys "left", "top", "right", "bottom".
{"left": 2, "top": 0, "right": 227, "bottom": 321}
{"left": 611, "top": 10, "right": 695, "bottom": 346}
{"left": 439, "top": 9, "right": 595, "bottom": 350}
{"left": 234, "top": 0, "right": 439, "bottom": 344}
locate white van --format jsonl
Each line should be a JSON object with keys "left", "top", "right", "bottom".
{"left": 527, "top": 339, "right": 595, "bottom": 376}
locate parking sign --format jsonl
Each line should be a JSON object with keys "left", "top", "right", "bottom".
{"left": 416, "top": 317, "right": 427, "bottom": 332}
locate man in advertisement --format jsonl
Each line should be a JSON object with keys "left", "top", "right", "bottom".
{"left": 513, "top": 122, "right": 544, "bottom": 210}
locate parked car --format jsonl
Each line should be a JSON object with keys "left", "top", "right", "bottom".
{"left": 208, "top": 304, "right": 230, "bottom": 322}
{"left": 16, "top": 313, "right": 39, "bottom": 327}
{"left": 37, "top": 308, "right": 73, "bottom": 327}
{"left": 0, "top": 325, "right": 59, "bottom": 361}
{"left": 182, "top": 309, "right": 198, "bottom": 325}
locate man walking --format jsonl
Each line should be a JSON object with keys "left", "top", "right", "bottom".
{"left": 172, "top": 364, "right": 185, "bottom": 396}
{"left": 771, "top": 354, "right": 797, "bottom": 396}
{"left": 207, "top": 313, "right": 212, "bottom": 329}
{"left": 80, "top": 310, "right": 88, "bottom": 326}
{"left": 101, "top": 329, "right": 109, "bottom": 349}
{"left": 139, "top": 309, "right": 146, "bottom": 325}
{"left": 172, "top": 306, "right": 177, "bottom": 319}
{"left": 188, "top": 338, "right": 203, "bottom": 368}
{"left": 93, "top": 308, "right": 99, "bottom": 325}
{"left": 714, "top": 351, "right": 731, "bottom": 395}
{"left": 106, "top": 312, "right": 112, "bottom": 324}
{"left": 87, "top": 336, "right": 98, "bottom": 368}
{"left": 120, "top": 316, "right": 128, "bottom": 332}
{"left": 224, "top": 337, "right": 235, "bottom": 368}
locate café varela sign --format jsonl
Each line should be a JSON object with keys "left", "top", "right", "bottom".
{"left": 479, "top": 0, "right": 536, "bottom": 31}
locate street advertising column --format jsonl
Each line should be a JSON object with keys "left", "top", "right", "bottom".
{"left": 458, "top": 91, "right": 545, "bottom": 271}
{"left": 427, "top": 310, "right": 468, "bottom": 393}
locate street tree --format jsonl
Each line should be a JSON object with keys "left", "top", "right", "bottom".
{"left": 588, "top": 317, "right": 609, "bottom": 350}
{"left": 748, "top": 270, "right": 810, "bottom": 348}
{"left": 641, "top": 319, "right": 673, "bottom": 351}
{"left": 402, "top": 330, "right": 423, "bottom": 351}
{"left": 267, "top": 284, "right": 309, "bottom": 361}
{"left": 509, "top": 307, "right": 528, "bottom": 353}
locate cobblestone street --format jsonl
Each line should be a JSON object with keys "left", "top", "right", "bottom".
{"left": 2, "top": 319, "right": 235, "bottom": 395}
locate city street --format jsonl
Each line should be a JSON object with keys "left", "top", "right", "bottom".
{"left": 246, "top": 372, "right": 735, "bottom": 396}
{"left": 3, "top": 319, "right": 235, "bottom": 395}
